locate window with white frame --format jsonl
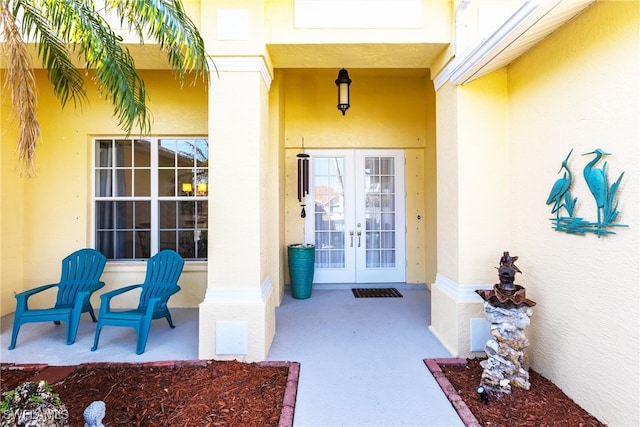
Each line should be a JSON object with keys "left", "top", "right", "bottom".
{"left": 94, "top": 137, "right": 208, "bottom": 261}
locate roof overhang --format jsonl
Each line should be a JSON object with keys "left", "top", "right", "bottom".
{"left": 434, "top": 0, "right": 597, "bottom": 90}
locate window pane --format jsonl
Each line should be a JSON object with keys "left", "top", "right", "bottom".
{"left": 178, "top": 230, "right": 196, "bottom": 258}
{"left": 115, "top": 140, "right": 131, "bottom": 167}
{"left": 135, "top": 230, "right": 151, "bottom": 258}
{"left": 96, "top": 201, "right": 114, "bottom": 229}
{"left": 95, "top": 170, "right": 112, "bottom": 197}
{"left": 96, "top": 231, "right": 114, "bottom": 259}
{"left": 159, "top": 230, "right": 177, "bottom": 251}
{"left": 134, "top": 201, "right": 151, "bottom": 228}
{"left": 97, "top": 140, "right": 113, "bottom": 167}
{"left": 158, "top": 140, "right": 176, "bottom": 167}
{"left": 196, "top": 230, "right": 208, "bottom": 259}
{"left": 115, "top": 230, "right": 133, "bottom": 258}
{"left": 179, "top": 203, "right": 197, "bottom": 228}
{"left": 134, "top": 169, "right": 151, "bottom": 197}
{"left": 158, "top": 169, "right": 176, "bottom": 196}
{"left": 114, "top": 169, "right": 131, "bottom": 197}
{"left": 195, "top": 139, "right": 209, "bottom": 167}
{"left": 381, "top": 176, "right": 395, "bottom": 193}
{"left": 176, "top": 140, "right": 196, "bottom": 167}
{"left": 195, "top": 201, "right": 208, "bottom": 226}
{"left": 133, "top": 139, "right": 151, "bottom": 167}
{"left": 178, "top": 169, "right": 194, "bottom": 196}
{"left": 159, "top": 201, "right": 178, "bottom": 229}
{"left": 115, "top": 201, "right": 133, "bottom": 229}
{"left": 380, "top": 157, "right": 394, "bottom": 174}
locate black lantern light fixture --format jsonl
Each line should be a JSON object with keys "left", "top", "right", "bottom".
{"left": 335, "top": 68, "right": 352, "bottom": 115}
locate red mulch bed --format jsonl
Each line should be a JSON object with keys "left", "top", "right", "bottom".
{"left": 432, "top": 358, "right": 606, "bottom": 427}
{"left": 1, "top": 360, "right": 296, "bottom": 427}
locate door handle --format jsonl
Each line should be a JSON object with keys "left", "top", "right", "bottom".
{"left": 357, "top": 230, "right": 361, "bottom": 247}
{"left": 349, "top": 230, "right": 354, "bottom": 247}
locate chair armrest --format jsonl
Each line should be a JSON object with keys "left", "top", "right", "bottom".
{"left": 98, "top": 284, "right": 144, "bottom": 310}
{"left": 14, "top": 284, "right": 59, "bottom": 311}
{"left": 15, "top": 283, "right": 59, "bottom": 299}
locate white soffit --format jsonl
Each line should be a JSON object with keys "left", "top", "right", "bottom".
{"left": 437, "top": 0, "right": 596, "bottom": 89}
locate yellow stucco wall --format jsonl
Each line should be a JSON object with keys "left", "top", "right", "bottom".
{"left": 432, "top": 2, "right": 639, "bottom": 424}
{"left": 0, "top": 72, "right": 26, "bottom": 317}
{"left": 280, "top": 68, "right": 437, "bottom": 285}
{"left": 506, "top": 2, "right": 639, "bottom": 425}
{"left": 0, "top": 70, "right": 208, "bottom": 315}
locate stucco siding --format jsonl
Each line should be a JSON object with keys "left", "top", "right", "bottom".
{"left": 507, "top": 1, "right": 640, "bottom": 425}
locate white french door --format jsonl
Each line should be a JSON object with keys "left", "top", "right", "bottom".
{"left": 304, "top": 150, "right": 406, "bottom": 283}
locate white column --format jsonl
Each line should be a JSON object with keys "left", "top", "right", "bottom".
{"left": 199, "top": 57, "right": 276, "bottom": 362}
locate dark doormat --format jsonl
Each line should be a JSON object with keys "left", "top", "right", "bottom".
{"left": 352, "top": 288, "right": 403, "bottom": 298}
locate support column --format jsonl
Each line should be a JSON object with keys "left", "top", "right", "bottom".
{"left": 429, "top": 71, "right": 511, "bottom": 358}
{"left": 199, "top": 57, "right": 276, "bottom": 362}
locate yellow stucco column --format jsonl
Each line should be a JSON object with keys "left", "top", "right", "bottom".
{"left": 199, "top": 57, "right": 276, "bottom": 362}
{"left": 430, "top": 71, "right": 511, "bottom": 358}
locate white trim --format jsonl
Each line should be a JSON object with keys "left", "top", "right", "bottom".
{"left": 204, "top": 278, "right": 272, "bottom": 304}
{"left": 211, "top": 56, "right": 272, "bottom": 90}
{"left": 434, "top": 273, "right": 493, "bottom": 303}
{"left": 433, "top": 60, "right": 455, "bottom": 91}
{"left": 434, "top": 0, "right": 594, "bottom": 90}
{"left": 449, "top": 0, "right": 560, "bottom": 85}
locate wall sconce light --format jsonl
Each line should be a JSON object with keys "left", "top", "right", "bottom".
{"left": 335, "top": 68, "right": 352, "bottom": 115}
{"left": 182, "top": 183, "right": 193, "bottom": 194}
{"left": 197, "top": 183, "right": 208, "bottom": 195}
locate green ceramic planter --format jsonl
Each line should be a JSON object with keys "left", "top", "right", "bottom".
{"left": 287, "top": 244, "right": 315, "bottom": 299}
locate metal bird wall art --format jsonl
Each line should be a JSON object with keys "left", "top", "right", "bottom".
{"left": 545, "top": 148, "right": 627, "bottom": 237}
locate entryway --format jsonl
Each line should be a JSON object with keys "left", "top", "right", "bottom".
{"left": 303, "top": 149, "right": 406, "bottom": 283}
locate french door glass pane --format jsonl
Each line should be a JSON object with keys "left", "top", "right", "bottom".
{"left": 314, "top": 157, "right": 346, "bottom": 268}
{"left": 364, "top": 156, "right": 396, "bottom": 269}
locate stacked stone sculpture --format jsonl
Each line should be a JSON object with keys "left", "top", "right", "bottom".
{"left": 476, "top": 252, "right": 536, "bottom": 393}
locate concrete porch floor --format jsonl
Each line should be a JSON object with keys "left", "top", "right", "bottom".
{"left": 1, "top": 286, "right": 464, "bottom": 427}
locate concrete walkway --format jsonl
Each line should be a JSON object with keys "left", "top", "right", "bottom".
{"left": 1, "top": 286, "right": 463, "bottom": 427}
{"left": 267, "top": 287, "right": 463, "bottom": 426}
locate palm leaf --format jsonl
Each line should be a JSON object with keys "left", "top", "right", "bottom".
{"left": 105, "top": 0, "right": 211, "bottom": 83}
{"left": 13, "top": 0, "right": 87, "bottom": 109}
{"left": 0, "top": 0, "right": 41, "bottom": 176}
{"left": 2, "top": 0, "right": 210, "bottom": 174}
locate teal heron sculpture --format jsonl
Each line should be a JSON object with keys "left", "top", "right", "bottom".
{"left": 582, "top": 148, "right": 610, "bottom": 225}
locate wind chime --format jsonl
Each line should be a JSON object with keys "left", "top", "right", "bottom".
{"left": 297, "top": 139, "right": 309, "bottom": 218}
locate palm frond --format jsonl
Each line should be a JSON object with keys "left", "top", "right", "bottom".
{"left": 15, "top": 0, "right": 87, "bottom": 109}
{"left": 1, "top": 0, "right": 40, "bottom": 177}
{"left": 105, "top": 0, "right": 211, "bottom": 84}
{"left": 37, "top": 0, "right": 151, "bottom": 134}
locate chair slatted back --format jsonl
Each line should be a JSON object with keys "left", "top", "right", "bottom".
{"left": 138, "top": 250, "right": 184, "bottom": 310}
{"left": 55, "top": 249, "right": 107, "bottom": 306}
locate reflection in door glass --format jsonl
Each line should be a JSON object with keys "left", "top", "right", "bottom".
{"left": 314, "top": 157, "right": 346, "bottom": 268}
{"left": 364, "top": 156, "right": 396, "bottom": 268}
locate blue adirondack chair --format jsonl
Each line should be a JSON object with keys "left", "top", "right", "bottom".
{"left": 91, "top": 249, "right": 184, "bottom": 355}
{"left": 8, "top": 248, "right": 107, "bottom": 350}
